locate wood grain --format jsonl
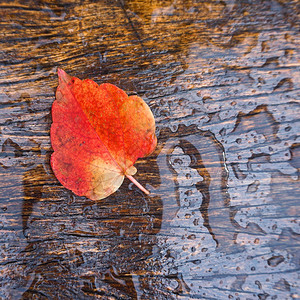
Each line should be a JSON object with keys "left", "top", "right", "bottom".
{"left": 0, "top": 0, "right": 299, "bottom": 299}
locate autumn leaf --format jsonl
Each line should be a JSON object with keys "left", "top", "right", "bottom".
{"left": 50, "top": 69, "right": 157, "bottom": 200}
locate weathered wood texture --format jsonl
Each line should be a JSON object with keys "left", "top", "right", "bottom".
{"left": 1, "top": 0, "right": 299, "bottom": 299}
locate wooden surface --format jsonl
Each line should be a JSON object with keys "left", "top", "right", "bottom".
{"left": 1, "top": 0, "right": 300, "bottom": 299}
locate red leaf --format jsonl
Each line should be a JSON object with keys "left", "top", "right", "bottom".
{"left": 50, "top": 69, "right": 157, "bottom": 200}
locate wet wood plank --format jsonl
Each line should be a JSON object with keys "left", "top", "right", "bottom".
{"left": 1, "top": 0, "right": 299, "bottom": 299}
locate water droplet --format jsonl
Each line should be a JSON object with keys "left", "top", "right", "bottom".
{"left": 185, "top": 190, "right": 192, "bottom": 196}
{"left": 273, "top": 278, "right": 291, "bottom": 291}
{"left": 254, "top": 238, "right": 260, "bottom": 244}
{"left": 187, "top": 234, "right": 196, "bottom": 240}
{"left": 258, "top": 292, "right": 270, "bottom": 300}
{"left": 267, "top": 255, "right": 284, "bottom": 267}
{"left": 193, "top": 218, "right": 199, "bottom": 226}
{"left": 255, "top": 280, "right": 262, "bottom": 289}
{"left": 247, "top": 180, "right": 260, "bottom": 193}
{"left": 285, "top": 126, "right": 291, "bottom": 132}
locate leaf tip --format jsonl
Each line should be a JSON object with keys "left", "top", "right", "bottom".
{"left": 57, "top": 68, "right": 72, "bottom": 85}
{"left": 57, "top": 67, "right": 63, "bottom": 76}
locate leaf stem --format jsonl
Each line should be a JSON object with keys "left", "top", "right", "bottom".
{"left": 125, "top": 175, "right": 150, "bottom": 195}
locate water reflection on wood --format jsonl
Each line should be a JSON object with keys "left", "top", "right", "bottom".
{"left": 0, "top": 0, "right": 299, "bottom": 299}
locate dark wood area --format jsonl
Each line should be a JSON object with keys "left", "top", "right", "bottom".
{"left": 1, "top": 0, "right": 299, "bottom": 299}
